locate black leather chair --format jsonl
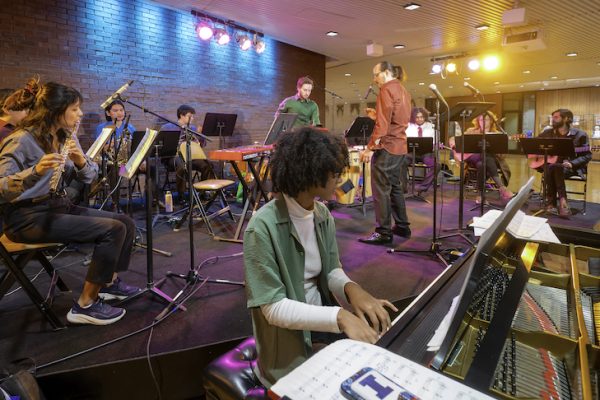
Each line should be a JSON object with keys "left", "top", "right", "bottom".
{"left": 203, "top": 337, "right": 267, "bottom": 400}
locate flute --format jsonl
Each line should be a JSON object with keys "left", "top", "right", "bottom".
{"left": 49, "top": 120, "right": 80, "bottom": 195}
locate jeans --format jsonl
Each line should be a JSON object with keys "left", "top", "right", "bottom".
{"left": 3, "top": 198, "right": 135, "bottom": 285}
{"left": 371, "top": 149, "right": 409, "bottom": 236}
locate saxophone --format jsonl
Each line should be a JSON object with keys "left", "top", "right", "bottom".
{"left": 49, "top": 120, "right": 80, "bottom": 195}
{"left": 115, "top": 128, "right": 131, "bottom": 167}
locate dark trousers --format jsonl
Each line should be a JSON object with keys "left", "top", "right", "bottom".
{"left": 404, "top": 152, "right": 436, "bottom": 192}
{"left": 371, "top": 150, "right": 409, "bottom": 236}
{"left": 467, "top": 153, "right": 501, "bottom": 191}
{"left": 3, "top": 198, "right": 135, "bottom": 285}
{"left": 541, "top": 163, "right": 575, "bottom": 204}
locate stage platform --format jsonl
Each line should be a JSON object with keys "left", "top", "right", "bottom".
{"left": 1, "top": 171, "right": 598, "bottom": 399}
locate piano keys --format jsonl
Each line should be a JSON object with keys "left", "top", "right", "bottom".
{"left": 208, "top": 144, "right": 273, "bottom": 162}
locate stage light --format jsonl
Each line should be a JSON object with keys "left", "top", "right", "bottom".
{"left": 432, "top": 64, "right": 442, "bottom": 74}
{"left": 467, "top": 59, "right": 480, "bottom": 71}
{"left": 255, "top": 37, "right": 266, "bottom": 54}
{"left": 196, "top": 21, "right": 214, "bottom": 41}
{"left": 237, "top": 34, "right": 252, "bottom": 51}
{"left": 214, "top": 27, "right": 230, "bottom": 45}
{"left": 445, "top": 62, "right": 457, "bottom": 73}
{"left": 482, "top": 55, "right": 500, "bottom": 70}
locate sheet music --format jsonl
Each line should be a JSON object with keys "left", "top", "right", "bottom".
{"left": 271, "top": 339, "right": 493, "bottom": 400}
{"left": 86, "top": 126, "right": 114, "bottom": 160}
{"left": 427, "top": 296, "right": 460, "bottom": 352}
{"left": 470, "top": 209, "right": 560, "bottom": 244}
{"left": 120, "top": 128, "right": 158, "bottom": 179}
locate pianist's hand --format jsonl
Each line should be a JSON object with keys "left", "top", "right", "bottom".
{"left": 337, "top": 309, "right": 379, "bottom": 344}
{"left": 344, "top": 282, "right": 397, "bottom": 335}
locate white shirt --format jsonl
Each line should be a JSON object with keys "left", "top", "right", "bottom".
{"left": 405, "top": 122, "right": 435, "bottom": 138}
{"left": 260, "top": 194, "right": 353, "bottom": 333}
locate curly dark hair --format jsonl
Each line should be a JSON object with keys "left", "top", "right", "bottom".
{"left": 270, "top": 128, "right": 349, "bottom": 197}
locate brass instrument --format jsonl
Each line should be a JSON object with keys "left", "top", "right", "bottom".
{"left": 49, "top": 120, "right": 79, "bottom": 194}
{"left": 115, "top": 128, "right": 130, "bottom": 167}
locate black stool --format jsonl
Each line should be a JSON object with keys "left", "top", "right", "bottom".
{"left": 203, "top": 337, "right": 267, "bottom": 400}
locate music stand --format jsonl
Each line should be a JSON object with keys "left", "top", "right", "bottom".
{"left": 264, "top": 113, "right": 298, "bottom": 145}
{"left": 116, "top": 128, "right": 177, "bottom": 308}
{"left": 202, "top": 113, "right": 237, "bottom": 178}
{"left": 442, "top": 102, "right": 494, "bottom": 232}
{"left": 455, "top": 133, "right": 508, "bottom": 214}
{"left": 520, "top": 137, "right": 575, "bottom": 215}
{"left": 345, "top": 117, "right": 375, "bottom": 215}
{"left": 405, "top": 137, "right": 433, "bottom": 203}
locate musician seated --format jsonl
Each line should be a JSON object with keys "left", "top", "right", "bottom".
{"left": 0, "top": 79, "right": 38, "bottom": 142}
{"left": 0, "top": 81, "right": 140, "bottom": 326}
{"left": 404, "top": 107, "right": 436, "bottom": 195}
{"left": 449, "top": 113, "right": 513, "bottom": 204}
{"left": 160, "top": 105, "right": 214, "bottom": 205}
{"left": 536, "top": 108, "right": 591, "bottom": 217}
{"left": 243, "top": 127, "right": 397, "bottom": 388}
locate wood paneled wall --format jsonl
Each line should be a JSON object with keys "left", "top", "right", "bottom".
{"left": 535, "top": 87, "right": 600, "bottom": 134}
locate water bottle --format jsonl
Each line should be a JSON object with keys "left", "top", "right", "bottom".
{"left": 165, "top": 191, "right": 173, "bottom": 213}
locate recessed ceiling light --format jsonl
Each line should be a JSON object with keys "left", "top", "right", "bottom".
{"left": 519, "top": 85, "right": 524, "bottom": 88}
{"left": 404, "top": 3, "right": 421, "bottom": 10}
{"left": 449, "top": 85, "right": 454, "bottom": 89}
{"left": 550, "top": 76, "right": 558, "bottom": 79}
{"left": 344, "top": 73, "right": 351, "bottom": 77}
{"left": 543, "top": 82, "right": 549, "bottom": 86}
{"left": 351, "top": 82, "right": 356, "bottom": 86}
{"left": 463, "top": 77, "right": 471, "bottom": 81}
{"left": 475, "top": 24, "right": 489, "bottom": 31}
{"left": 493, "top": 81, "right": 500, "bottom": 85}
{"left": 566, "top": 52, "right": 578, "bottom": 57}
{"left": 393, "top": 44, "right": 405, "bottom": 49}
{"left": 418, "top": 82, "right": 425, "bottom": 86}
{"left": 540, "top": 88, "right": 545, "bottom": 91}
{"left": 597, "top": 62, "right": 600, "bottom": 66}
{"left": 596, "top": 84, "right": 600, "bottom": 87}
{"left": 496, "top": 90, "right": 501, "bottom": 93}
{"left": 523, "top": 70, "right": 531, "bottom": 74}
{"left": 326, "top": 31, "right": 338, "bottom": 37}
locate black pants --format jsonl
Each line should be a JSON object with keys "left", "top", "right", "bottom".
{"left": 3, "top": 198, "right": 135, "bottom": 285}
{"left": 540, "top": 163, "right": 576, "bottom": 204}
{"left": 174, "top": 157, "right": 214, "bottom": 196}
{"left": 371, "top": 150, "right": 409, "bottom": 236}
{"left": 404, "top": 152, "right": 436, "bottom": 192}
{"left": 467, "top": 153, "right": 501, "bottom": 191}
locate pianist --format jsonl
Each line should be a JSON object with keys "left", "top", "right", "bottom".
{"left": 243, "top": 127, "right": 397, "bottom": 388}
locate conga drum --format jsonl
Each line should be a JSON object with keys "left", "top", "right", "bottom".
{"left": 336, "top": 150, "right": 361, "bottom": 204}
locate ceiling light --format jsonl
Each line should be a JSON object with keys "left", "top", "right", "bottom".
{"left": 463, "top": 77, "right": 471, "bottom": 81}
{"left": 475, "top": 24, "right": 489, "bottom": 31}
{"left": 404, "top": 3, "right": 421, "bottom": 10}
{"left": 523, "top": 70, "right": 531, "bottom": 74}
{"left": 493, "top": 81, "right": 500, "bottom": 85}
{"left": 449, "top": 85, "right": 454, "bottom": 89}
{"left": 519, "top": 85, "right": 524, "bottom": 88}
{"left": 467, "top": 59, "right": 480, "bottom": 71}
{"left": 431, "top": 64, "right": 442, "bottom": 74}
{"left": 344, "top": 73, "right": 351, "bottom": 77}
{"left": 214, "top": 27, "right": 230, "bottom": 45}
{"left": 482, "top": 55, "right": 500, "bottom": 70}
{"left": 445, "top": 62, "right": 457, "bottom": 73}
{"left": 326, "top": 31, "right": 338, "bottom": 37}
{"left": 393, "top": 44, "right": 405, "bottom": 49}
{"left": 550, "top": 76, "right": 558, "bottom": 79}
{"left": 496, "top": 90, "right": 501, "bottom": 93}
{"left": 196, "top": 21, "right": 214, "bottom": 41}
{"left": 237, "top": 34, "right": 252, "bottom": 51}
{"left": 255, "top": 37, "right": 266, "bottom": 54}
{"left": 418, "top": 82, "right": 425, "bottom": 86}
{"left": 566, "top": 52, "right": 578, "bottom": 57}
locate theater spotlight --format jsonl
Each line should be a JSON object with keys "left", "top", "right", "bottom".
{"left": 445, "top": 62, "right": 457, "bottom": 73}
{"left": 196, "top": 20, "right": 214, "bottom": 41}
{"left": 237, "top": 34, "right": 252, "bottom": 51}
{"left": 483, "top": 55, "right": 500, "bottom": 71}
{"left": 214, "top": 27, "right": 230, "bottom": 45}
{"left": 467, "top": 59, "right": 480, "bottom": 71}
{"left": 254, "top": 35, "right": 266, "bottom": 54}
{"left": 431, "top": 64, "right": 442, "bottom": 74}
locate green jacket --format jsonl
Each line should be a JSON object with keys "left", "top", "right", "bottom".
{"left": 243, "top": 196, "right": 341, "bottom": 387}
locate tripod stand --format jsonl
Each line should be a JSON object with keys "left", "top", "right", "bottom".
{"left": 345, "top": 117, "right": 375, "bottom": 215}
{"left": 405, "top": 137, "right": 433, "bottom": 204}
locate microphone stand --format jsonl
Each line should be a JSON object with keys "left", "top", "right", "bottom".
{"left": 389, "top": 98, "right": 448, "bottom": 266}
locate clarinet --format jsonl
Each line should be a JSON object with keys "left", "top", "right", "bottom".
{"left": 49, "top": 120, "right": 80, "bottom": 195}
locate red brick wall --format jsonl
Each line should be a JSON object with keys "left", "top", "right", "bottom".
{"left": 0, "top": 0, "right": 325, "bottom": 150}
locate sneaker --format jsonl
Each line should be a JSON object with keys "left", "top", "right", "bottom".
{"left": 358, "top": 232, "right": 393, "bottom": 245}
{"left": 98, "top": 277, "right": 142, "bottom": 301}
{"left": 67, "top": 299, "right": 125, "bottom": 325}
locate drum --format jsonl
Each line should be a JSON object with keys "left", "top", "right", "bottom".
{"left": 336, "top": 150, "right": 361, "bottom": 204}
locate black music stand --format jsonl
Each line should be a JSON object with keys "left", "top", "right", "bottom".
{"left": 147, "top": 131, "right": 181, "bottom": 226}
{"left": 405, "top": 137, "right": 433, "bottom": 203}
{"left": 345, "top": 117, "right": 375, "bottom": 215}
{"left": 455, "top": 133, "right": 508, "bottom": 215}
{"left": 264, "top": 113, "right": 297, "bottom": 145}
{"left": 520, "top": 137, "right": 576, "bottom": 215}
{"left": 202, "top": 113, "right": 237, "bottom": 178}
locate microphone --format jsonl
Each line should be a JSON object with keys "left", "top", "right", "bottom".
{"left": 100, "top": 80, "right": 134, "bottom": 109}
{"left": 428, "top": 84, "right": 448, "bottom": 108}
{"left": 463, "top": 82, "right": 480, "bottom": 96}
{"left": 364, "top": 85, "right": 373, "bottom": 100}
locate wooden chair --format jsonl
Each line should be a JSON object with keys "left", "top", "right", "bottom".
{"left": 0, "top": 235, "right": 68, "bottom": 330}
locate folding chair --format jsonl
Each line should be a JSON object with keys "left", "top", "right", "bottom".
{"left": 0, "top": 235, "right": 68, "bottom": 330}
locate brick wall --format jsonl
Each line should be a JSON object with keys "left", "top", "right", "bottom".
{"left": 0, "top": 0, "right": 325, "bottom": 150}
